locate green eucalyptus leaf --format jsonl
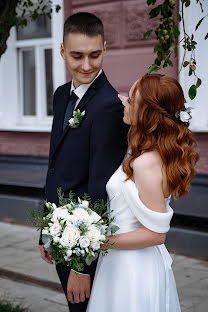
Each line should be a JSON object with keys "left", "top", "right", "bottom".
{"left": 177, "top": 13, "right": 182, "bottom": 22}
{"left": 56, "top": 5, "right": 61, "bottom": 13}
{"left": 148, "top": 64, "right": 160, "bottom": 74}
{"left": 110, "top": 225, "right": 120, "bottom": 234}
{"left": 195, "top": 17, "right": 204, "bottom": 31}
{"left": 188, "top": 68, "right": 193, "bottom": 76}
{"left": 147, "top": 0, "right": 154, "bottom": 5}
{"left": 188, "top": 85, "right": 197, "bottom": 100}
{"left": 149, "top": 5, "right": 161, "bottom": 18}
{"left": 185, "top": 0, "right": 191, "bottom": 8}
{"left": 196, "top": 78, "right": 202, "bottom": 88}
{"left": 144, "top": 30, "right": 153, "bottom": 40}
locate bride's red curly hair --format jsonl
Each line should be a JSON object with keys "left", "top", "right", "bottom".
{"left": 122, "top": 73, "right": 199, "bottom": 199}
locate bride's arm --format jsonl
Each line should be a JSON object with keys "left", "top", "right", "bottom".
{"left": 102, "top": 227, "right": 166, "bottom": 250}
{"left": 102, "top": 152, "right": 168, "bottom": 250}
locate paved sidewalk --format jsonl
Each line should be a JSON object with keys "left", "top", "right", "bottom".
{"left": 0, "top": 221, "right": 207, "bottom": 312}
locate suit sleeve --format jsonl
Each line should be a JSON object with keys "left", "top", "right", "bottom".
{"left": 82, "top": 99, "right": 128, "bottom": 274}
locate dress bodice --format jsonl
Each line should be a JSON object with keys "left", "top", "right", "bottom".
{"left": 106, "top": 165, "right": 173, "bottom": 235}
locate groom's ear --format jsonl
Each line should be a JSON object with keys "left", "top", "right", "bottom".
{"left": 60, "top": 43, "right": 66, "bottom": 60}
{"left": 103, "top": 41, "right": 107, "bottom": 54}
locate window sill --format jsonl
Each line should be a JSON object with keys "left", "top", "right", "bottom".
{"left": 0, "top": 125, "right": 52, "bottom": 133}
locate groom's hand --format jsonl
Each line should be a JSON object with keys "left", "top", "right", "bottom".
{"left": 39, "top": 245, "right": 53, "bottom": 264}
{"left": 67, "top": 270, "right": 91, "bottom": 304}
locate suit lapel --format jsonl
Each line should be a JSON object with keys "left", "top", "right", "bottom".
{"left": 51, "top": 71, "right": 107, "bottom": 160}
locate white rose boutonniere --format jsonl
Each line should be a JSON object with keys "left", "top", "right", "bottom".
{"left": 69, "top": 109, "right": 85, "bottom": 128}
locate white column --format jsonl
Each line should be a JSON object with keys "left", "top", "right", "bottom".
{"left": 52, "top": 0, "right": 65, "bottom": 91}
{"left": 0, "top": 28, "right": 19, "bottom": 130}
{"left": 179, "top": 1, "right": 208, "bottom": 132}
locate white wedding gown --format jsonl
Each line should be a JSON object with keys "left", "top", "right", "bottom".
{"left": 87, "top": 166, "right": 181, "bottom": 312}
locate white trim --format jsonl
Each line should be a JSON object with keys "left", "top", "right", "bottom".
{"left": 15, "top": 38, "right": 52, "bottom": 48}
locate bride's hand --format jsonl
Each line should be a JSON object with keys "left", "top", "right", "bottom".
{"left": 100, "top": 235, "right": 112, "bottom": 249}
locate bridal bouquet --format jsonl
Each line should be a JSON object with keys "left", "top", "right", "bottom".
{"left": 28, "top": 188, "right": 118, "bottom": 272}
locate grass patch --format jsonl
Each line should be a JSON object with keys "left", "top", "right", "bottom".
{"left": 0, "top": 300, "right": 28, "bottom": 312}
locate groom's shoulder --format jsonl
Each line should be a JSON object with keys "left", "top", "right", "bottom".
{"left": 54, "top": 81, "right": 71, "bottom": 97}
{"left": 99, "top": 79, "right": 122, "bottom": 109}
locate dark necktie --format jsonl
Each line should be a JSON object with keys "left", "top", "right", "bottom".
{"left": 63, "top": 91, "right": 79, "bottom": 130}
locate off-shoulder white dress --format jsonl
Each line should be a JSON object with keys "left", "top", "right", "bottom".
{"left": 87, "top": 166, "right": 181, "bottom": 312}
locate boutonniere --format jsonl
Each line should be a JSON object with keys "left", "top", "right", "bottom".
{"left": 68, "top": 109, "right": 85, "bottom": 128}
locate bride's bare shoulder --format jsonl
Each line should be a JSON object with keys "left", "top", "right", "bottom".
{"left": 132, "top": 151, "right": 163, "bottom": 174}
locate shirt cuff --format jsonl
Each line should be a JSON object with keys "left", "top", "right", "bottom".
{"left": 71, "top": 269, "right": 90, "bottom": 276}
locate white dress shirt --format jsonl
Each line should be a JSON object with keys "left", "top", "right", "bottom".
{"left": 70, "top": 69, "right": 102, "bottom": 111}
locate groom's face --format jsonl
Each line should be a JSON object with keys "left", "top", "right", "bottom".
{"left": 61, "top": 33, "right": 106, "bottom": 88}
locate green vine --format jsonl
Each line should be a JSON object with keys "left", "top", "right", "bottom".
{"left": 144, "top": 0, "right": 207, "bottom": 100}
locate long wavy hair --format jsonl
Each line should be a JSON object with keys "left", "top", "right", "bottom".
{"left": 122, "top": 73, "right": 199, "bottom": 199}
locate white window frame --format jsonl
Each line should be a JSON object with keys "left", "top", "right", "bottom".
{"left": 17, "top": 39, "right": 52, "bottom": 126}
{"left": 0, "top": 0, "right": 65, "bottom": 132}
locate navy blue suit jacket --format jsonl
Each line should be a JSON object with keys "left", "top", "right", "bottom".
{"left": 42, "top": 71, "right": 128, "bottom": 274}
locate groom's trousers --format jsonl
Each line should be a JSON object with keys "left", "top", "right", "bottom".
{"left": 56, "top": 263, "right": 96, "bottom": 312}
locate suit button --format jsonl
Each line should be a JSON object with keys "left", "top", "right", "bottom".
{"left": 49, "top": 168, "right": 55, "bottom": 174}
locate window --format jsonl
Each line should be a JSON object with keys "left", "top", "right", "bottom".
{"left": 16, "top": 15, "right": 53, "bottom": 124}
{"left": 0, "top": 0, "right": 65, "bottom": 132}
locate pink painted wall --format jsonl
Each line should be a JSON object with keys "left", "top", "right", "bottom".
{"left": 66, "top": 0, "right": 178, "bottom": 92}
{"left": 0, "top": 132, "right": 50, "bottom": 156}
{"left": 195, "top": 133, "right": 208, "bottom": 174}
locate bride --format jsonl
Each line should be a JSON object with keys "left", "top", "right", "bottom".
{"left": 87, "top": 73, "right": 198, "bottom": 312}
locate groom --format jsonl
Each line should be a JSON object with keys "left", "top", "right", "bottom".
{"left": 39, "top": 12, "right": 128, "bottom": 312}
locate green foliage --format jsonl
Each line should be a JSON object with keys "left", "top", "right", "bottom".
{"left": 0, "top": 300, "right": 28, "bottom": 312}
{"left": 144, "top": 0, "right": 206, "bottom": 101}
{"left": 196, "top": 78, "right": 202, "bottom": 88}
{"left": 110, "top": 225, "right": 120, "bottom": 234}
{"left": 26, "top": 207, "right": 46, "bottom": 230}
{"left": 6, "top": 1, "right": 61, "bottom": 31}
{"left": 188, "top": 85, "right": 197, "bottom": 100}
{"left": 148, "top": 64, "right": 160, "bottom": 74}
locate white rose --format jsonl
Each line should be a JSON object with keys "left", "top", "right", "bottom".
{"left": 100, "top": 234, "right": 106, "bottom": 241}
{"left": 180, "top": 111, "right": 190, "bottom": 122}
{"left": 79, "top": 236, "right": 90, "bottom": 248}
{"left": 89, "top": 211, "right": 101, "bottom": 223}
{"left": 61, "top": 225, "right": 80, "bottom": 247}
{"left": 91, "top": 241, "right": 101, "bottom": 251}
{"left": 66, "top": 249, "right": 72, "bottom": 257}
{"left": 52, "top": 208, "right": 69, "bottom": 222}
{"left": 45, "top": 202, "right": 51, "bottom": 209}
{"left": 86, "top": 225, "right": 101, "bottom": 242}
{"left": 50, "top": 223, "right": 61, "bottom": 236}
{"left": 66, "top": 215, "right": 77, "bottom": 225}
{"left": 42, "top": 229, "right": 49, "bottom": 235}
{"left": 81, "top": 200, "right": 89, "bottom": 208}
{"left": 184, "top": 103, "right": 190, "bottom": 109}
{"left": 53, "top": 236, "right": 60, "bottom": 243}
{"left": 52, "top": 203, "right": 57, "bottom": 210}
{"left": 72, "top": 208, "right": 90, "bottom": 221}
{"left": 60, "top": 238, "right": 76, "bottom": 248}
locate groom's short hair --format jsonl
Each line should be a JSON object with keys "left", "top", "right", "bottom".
{"left": 63, "top": 12, "right": 104, "bottom": 44}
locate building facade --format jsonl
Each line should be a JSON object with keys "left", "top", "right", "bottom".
{"left": 0, "top": 0, "right": 207, "bottom": 258}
